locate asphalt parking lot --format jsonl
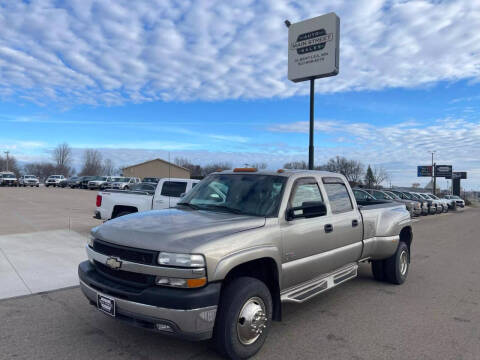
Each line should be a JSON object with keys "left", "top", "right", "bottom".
{"left": 0, "top": 187, "right": 479, "bottom": 360}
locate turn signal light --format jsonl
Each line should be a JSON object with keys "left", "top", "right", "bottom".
{"left": 96, "top": 195, "right": 102, "bottom": 207}
{"left": 187, "top": 277, "right": 207, "bottom": 288}
{"left": 233, "top": 168, "right": 257, "bottom": 172}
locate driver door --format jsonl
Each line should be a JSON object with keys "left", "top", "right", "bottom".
{"left": 280, "top": 177, "right": 332, "bottom": 289}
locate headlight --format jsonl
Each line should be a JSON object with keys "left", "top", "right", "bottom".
{"left": 155, "top": 276, "right": 207, "bottom": 288}
{"left": 158, "top": 252, "right": 205, "bottom": 267}
{"left": 88, "top": 236, "right": 94, "bottom": 248}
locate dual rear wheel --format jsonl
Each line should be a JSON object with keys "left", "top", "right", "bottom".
{"left": 371, "top": 241, "right": 410, "bottom": 284}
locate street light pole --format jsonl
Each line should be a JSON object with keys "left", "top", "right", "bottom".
{"left": 430, "top": 151, "right": 436, "bottom": 196}
{"left": 4, "top": 151, "right": 9, "bottom": 172}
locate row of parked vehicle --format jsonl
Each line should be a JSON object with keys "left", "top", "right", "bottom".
{"left": 44, "top": 175, "right": 144, "bottom": 190}
{"left": 352, "top": 188, "right": 465, "bottom": 217}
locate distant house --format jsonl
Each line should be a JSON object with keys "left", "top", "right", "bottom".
{"left": 122, "top": 158, "right": 190, "bottom": 180}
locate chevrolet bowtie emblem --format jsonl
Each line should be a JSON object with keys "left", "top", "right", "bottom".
{"left": 106, "top": 257, "right": 122, "bottom": 270}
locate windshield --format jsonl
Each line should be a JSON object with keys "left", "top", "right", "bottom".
{"left": 408, "top": 193, "right": 420, "bottom": 200}
{"left": 2, "top": 174, "right": 15, "bottom": 178}
{"left": 25, "top": 175, "right": 36, "bottom": 179}
{"left": 385, "top": 191, "right": 400, "bottom": 200}
{"left": 418, "top": 194, "right": 429, "bottom": 199}
{"left": 179, "top": 174, "right": 287, "bottom": 217}
{"left": 92, "top": 176, "right": 107, "bottom": 181}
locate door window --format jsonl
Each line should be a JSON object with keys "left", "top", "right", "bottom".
{"left": 161, "top": 181, "right": 188, "bottom": 197}
{"left": 323, "top": 180, "right": 353, "bottom": 213}
{"left": 290, "top": 178, "right": 323, "bottom": 209}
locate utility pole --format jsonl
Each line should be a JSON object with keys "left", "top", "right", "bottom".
{"left": 4, "top": 151, "right": 9, "bottom": 172}
{"left": 309, "top": 79, "right": 315, "bottom": 170}
{"left": 430, "top": 151, "right": 436, "bottom": 196}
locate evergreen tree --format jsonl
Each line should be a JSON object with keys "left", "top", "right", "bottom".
{"left": 365, "top": 165, "right": 375, "bottom": 188}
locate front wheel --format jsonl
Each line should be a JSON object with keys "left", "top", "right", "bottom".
{"left": 384, "top": 242, "right": 410, "bottom": 285}
{"left": 213, "top": 277, "right": 272, "bottom": 360}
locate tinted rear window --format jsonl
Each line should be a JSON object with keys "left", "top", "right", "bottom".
{"left": 161, "top": 181, "right": 187, "bottom": 197}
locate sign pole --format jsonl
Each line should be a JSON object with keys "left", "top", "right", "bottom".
{"left": 309, "top": 79, "right": 315, "bottom": 170}
{"left": 433, "top": 162, "right": 436, "bottom": 195}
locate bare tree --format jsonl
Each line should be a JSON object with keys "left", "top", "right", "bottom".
{"left": 175, "top": 157, "right": 203, "bottom": 177}
{"left": 283, "top": 161, "right": 308, "bottom": 169}
{"left": 372, "top": 166, "right": 389, "bottom": 187}
{"left": 52, "top": 143, "right": 73, "bottom": 176}
{"left": 23, "top": 162, "right": 57, "bottom": 181}
{"left": 202, "top": 162, "right": 232, "bottom": 176}
{"left": 0, "top": 154, "right": 21, "bottom": 177}
{"left": 412, "top": 183, "right": 421, "bottom": 189}
{"left": 102, "top": 158, "right": 116, "bottom": 176}
{"left": 249, "top": 162, "right": 268, "bottom": 169}
{"left": 321, "top": 156, "right": 365, "bottom": 184}
{"left": 79, "top": 149, "right": 103, "bottom": 176}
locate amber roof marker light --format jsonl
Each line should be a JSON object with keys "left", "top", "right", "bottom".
{"left": 233, "top": 168, "right": 258, "bottom": 173}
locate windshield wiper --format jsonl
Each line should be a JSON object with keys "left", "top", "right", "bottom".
{"left": 177, "top": 202, "right": 200, "bottom": 210}
{"left": 201, "top": 204, "right": 247, "bottom": 215}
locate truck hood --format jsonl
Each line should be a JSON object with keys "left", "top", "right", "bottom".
{"left": 92, "top": 208, "right": 266, "bottom": 253}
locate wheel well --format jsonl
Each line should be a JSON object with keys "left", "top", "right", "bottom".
{"left": 112, "top": 205, "right": 138, "bottom": 218}
{"left": 223, "top": 257, "right": 281, "bottom": 321}
{"left": 400, "top": 226, "right": 413, "bottom": 252}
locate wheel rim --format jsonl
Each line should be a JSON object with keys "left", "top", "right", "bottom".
{"left": 236, "top": 296, "right": 268, "bottom": 345}
{"left": 399, "top": 250, "right": 409, "bottom": 276}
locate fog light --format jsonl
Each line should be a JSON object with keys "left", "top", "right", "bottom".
{"left": 155, "top": 323, "right": 173, "bottom": 332}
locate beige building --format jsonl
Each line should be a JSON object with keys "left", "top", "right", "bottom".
{"left": 122, "top": 158, "right": 190, "bottom": 180}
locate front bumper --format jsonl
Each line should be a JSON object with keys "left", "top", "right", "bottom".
{"left": 78, "top": 261, "right": 220, "bottom": 340}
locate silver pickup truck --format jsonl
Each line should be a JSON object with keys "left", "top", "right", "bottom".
{"left": 79, "top": 169, "right": 412, "bottom": 359}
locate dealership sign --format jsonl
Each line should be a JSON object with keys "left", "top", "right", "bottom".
{"left": 417, "top": 166, "right": 432, "bottom": 177}
{"left": 288, "top": 13, "right": 340, "bottom": 82}
{"left": 435, "top": 165, "right": 453, "bottom": 178}
{"left": 446, "top": 171, "right": 467, "bottom": 180}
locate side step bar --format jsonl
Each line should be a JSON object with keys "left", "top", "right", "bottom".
{"left": 281, "top": 263, "right": 358, "bottom": 303}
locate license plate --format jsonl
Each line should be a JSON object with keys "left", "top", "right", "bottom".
{"left": 97, "top": 294, "right": 116, "bottom": 317}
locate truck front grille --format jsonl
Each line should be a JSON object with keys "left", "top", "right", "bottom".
{"left": 94, "top": 261, "right": 155, "bottom": 287}
{"left": 93, "top": 239, "right": 158, "bottom": 265}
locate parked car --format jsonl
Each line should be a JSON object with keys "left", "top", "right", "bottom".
{"left": 80, "top": 169, "right": 413, "bottom": 359}
{"left": 416, "top": 193, "right": 444, "bottom": 213}
{"left": 364, "top": 189, "right": 417, "bottom": 217}
{"left": 109, "top": 177, "right": 141, "bottom": 190}
{"left": 390, "top": 190, "right": 429, "bottom": 216}
{"left": 95, "top": 178, "right": 199, "bottom": 220}
{"left": 142, "top": 177, "right": 160, "bottom": 183}
{"left": 444, "top": 195, "right": 465, "bottom": 208}
{"left": 66, "top": 176, "right": 81, "bottom": 188}
{"left": 18, "top": 175, "right": 40, "bottom": 187}
{"left": 58, "top": 177, "right": 69, "bottom": 188}
{"left": 0, "top": 172, "right": 18, "bottom": 186}
{"left": 45, "top": 175, "right": 65, "bottom": 187}
{"left": 383, "top": 190, "right": 422, "bottom": 217}
{"left": 424, "top": 193, "right": 449, "bottom": 213}
{"left": 87, "top": 176, "right": 112, "bottom": 190}
{"left": 412, "top": 192, "right": 441, "bottom": 214}
{"left": 79, "top": 176, "right": 95, "bottom": 189}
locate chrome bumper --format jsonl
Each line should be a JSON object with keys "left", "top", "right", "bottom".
{"left": 80, "top": 280, "right": 217, "bottom": 340}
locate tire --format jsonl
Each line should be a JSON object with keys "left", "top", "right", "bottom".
{"left": 213, "top": 277, "right": 272, "bottom": 360}
{"left": 124, "top": 186, "right": 129, "bottom": 190}
{"left": 114, "top": 211, "right": 133, "bottom": 219}
{"left": 383, "top": 242, "right": 410, "bottom": 285}
{"left": 371, "top": 260, "right": 386, "bottom": 281}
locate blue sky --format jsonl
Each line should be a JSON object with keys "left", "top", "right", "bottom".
{"left": 1, "top": 0, "right": 480, "bottom": 189}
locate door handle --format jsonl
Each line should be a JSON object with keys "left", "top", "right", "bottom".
{"left": 352, "top": 219, "right": 359, "bottom": 227}
{"left": 324, "top": 224, "right": 333, "bottom": 233}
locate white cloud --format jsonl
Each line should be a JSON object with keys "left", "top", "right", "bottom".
{"left": 1, "top": 0, "right": 480, "bottom": 105}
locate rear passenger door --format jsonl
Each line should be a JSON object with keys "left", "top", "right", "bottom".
{"left": 320, "top": 177, "right": 363, "bottom": 269}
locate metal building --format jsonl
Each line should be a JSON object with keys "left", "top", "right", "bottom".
{"left": 122, "top": 158, "right": 190, "bottom": 180}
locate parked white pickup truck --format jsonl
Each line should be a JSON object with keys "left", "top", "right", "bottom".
{"left": 95, "top": 178, "right": 199, "bottom": 220}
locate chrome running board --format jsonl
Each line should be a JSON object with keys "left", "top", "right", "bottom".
{"left": 281, "top": 263, "right": 358, "bottom": 303}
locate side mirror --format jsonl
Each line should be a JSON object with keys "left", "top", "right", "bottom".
{"left": 286, "top": 201, "right": 327, "bottom": 221}
{"left": 179, "top": 192, "right": 186, "bottom": 198}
